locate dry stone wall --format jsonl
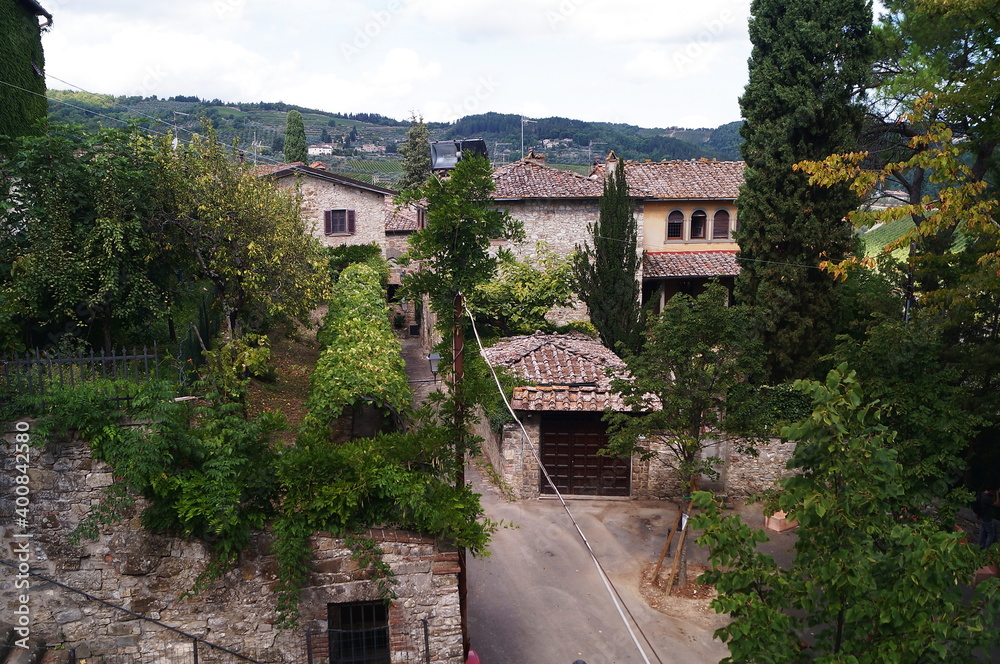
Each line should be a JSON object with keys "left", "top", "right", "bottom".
{"left": 0, "top": 424, "right": 462, "bottom": 664}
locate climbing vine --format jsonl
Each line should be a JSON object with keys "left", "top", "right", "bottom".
{"left": 34, "top": 261, "right": 492, "bottom": 627}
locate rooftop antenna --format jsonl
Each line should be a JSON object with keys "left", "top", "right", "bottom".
{"left": 588, "top": 140, "right": 606, "bottom": 164}
{"left": 521, "top": 117, "right": 537, "bottom": 160}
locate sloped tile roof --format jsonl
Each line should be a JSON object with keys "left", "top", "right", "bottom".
{"left": 385, "top": 199, "right": 422, "bottom": 232}
{"left": 481, "top": 332, "right": 632, "bottom": 411}
{"left": 622, "top": 159, "right": 744, "bottom": 199}
{"left": 259, "top": 163, "right": 397, "bottom": 196}
{"left": 492, "top": 160, "right": 605, "bottom": 200}
{"left": 643, "top": 251, "right": 740, "bottom": 278}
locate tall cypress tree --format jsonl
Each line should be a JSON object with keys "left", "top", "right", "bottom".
{"left": 573, "top": 158, "right": 643, "bottom": 355}
{"left": 283, "top": 110, "right": 307, "bottom": 163}
{"left": 735, "top": 0, "right": 873, "bottom": 382}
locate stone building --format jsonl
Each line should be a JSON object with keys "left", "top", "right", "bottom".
{"left": 260, "top": 163, "right": 398, "bottom": 252}
{"left": 0, "top": 426, "right": 464, "bottom": 664}
{"left": 476, "top": 332, "right": 642, "bottom": 500}
{"left": 489, "top": 152, "right": 745, "bottom": 318}
{"left": 619, "top": 157, "right": 744, "bottom": 310}
{"left": 475, "top": 332, "right": 796, "bottom": 501}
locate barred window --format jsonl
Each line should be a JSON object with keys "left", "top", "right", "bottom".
{"left": 328, "top": 601, "right": 390, "bottom": 664}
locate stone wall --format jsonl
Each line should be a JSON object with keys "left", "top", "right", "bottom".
{"left": 274, "top": 175, "right": 388, "bottom": 251}
{"left": 724, "top": 437, "right": 797, "bottom": 498}
{"left": 0, "top": 424, "right": 463, "bottom": 664}
{"left": 493, "top": 198, "right": 645, "bottom": 326}
{"left": 474, "top": 418, "right": 541, "bottom": 501}
{"left": 475, "top": 418, "right": 795, "bottom": 502}
{"left": 496, "top": 199, "right": 600, "bottom": 262}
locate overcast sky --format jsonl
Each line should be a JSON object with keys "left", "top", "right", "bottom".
{"left": 40, "top": 0, "right": 755, "bottom": 129}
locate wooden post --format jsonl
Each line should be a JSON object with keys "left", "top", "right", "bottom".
{"left": 651, "top": 506, "right": 684, "bottom": 582}
{"left": 662, "top": 495, "right": 696, "bottom": 595}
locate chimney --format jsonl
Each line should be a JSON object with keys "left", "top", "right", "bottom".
{"left": 525, "top": 148, "right": 546, "bottom": 165}
{"left": 310, "top": 161, "right": 327, "bottom": 170}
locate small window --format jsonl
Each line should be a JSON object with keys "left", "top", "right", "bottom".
{"left": 328, "top": 601, "right": 390, "bottom": 664}
{"left": 713, "top": 210, "right": 731, "bottom": 239}
{"left": 690, "top": 210, "right": 707, "bottom": 239}
{"left": 666, "top": 210, "right": 684, "bottom": 240}
{"left": 325, "top": 209, "right": 357, "bottom": 235}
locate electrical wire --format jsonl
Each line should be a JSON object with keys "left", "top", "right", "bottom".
{"left": 463, "top": 302, "right": 662, "bottom": 664}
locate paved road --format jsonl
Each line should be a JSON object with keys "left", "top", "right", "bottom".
{"left": 466, "top": 466, "right": 739, "bottom": 664}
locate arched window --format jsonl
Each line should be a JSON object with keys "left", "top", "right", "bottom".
{"left": 691, "top": 209, "right": 707, "bottom": 239}
{"left": 667, "top": 210, "right": 684, "bottom": 240}
{"left": 712, "top": 209, "right": 731, "bottom": 239}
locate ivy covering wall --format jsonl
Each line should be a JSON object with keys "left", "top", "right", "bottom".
{"left": 27, "top": 260, "right": 492, "bottom": 627}
{"left": 0, "top": 0, "right": 48, "bottom": 147}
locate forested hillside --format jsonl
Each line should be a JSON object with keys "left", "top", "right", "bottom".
{"left": 45, "top": 91, "right": 743, "bottom": 183}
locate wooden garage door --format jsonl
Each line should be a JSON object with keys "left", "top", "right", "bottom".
{"left": 539, "top": 412, "right": 630, "bottom": 496}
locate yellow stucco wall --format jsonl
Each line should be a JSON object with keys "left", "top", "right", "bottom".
{"left": 643, "top": 200, "right": 739, "bottom": 252}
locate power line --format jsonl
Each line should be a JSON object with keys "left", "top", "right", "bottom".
{"left": 734, "top": 255, "right": 825, "bottom": 271}
{"left": 464, "top": 303, "right": 662, "bottom": 664}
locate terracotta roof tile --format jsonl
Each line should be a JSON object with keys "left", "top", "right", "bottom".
{"left": 643, "top": 251, "right": 740, "bottom": 278}
{"left": 384, "top": 198, "right": 422, "bottom": 232}
{"left": 481, "top": 332, "right": 632, "bottom": 412}
{"left": 492, "top": 160, "right": 604, "bottom": 199}
{"left": 621, "top": 159, "right": 744, "bottom": 199}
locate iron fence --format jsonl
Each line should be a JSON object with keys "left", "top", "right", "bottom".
{"left": 0, "top": 345, "right": 160, "bottom": 408}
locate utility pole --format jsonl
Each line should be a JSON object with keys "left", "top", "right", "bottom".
{"left": 453, "top": 291, "right": 469, "bottom": 657}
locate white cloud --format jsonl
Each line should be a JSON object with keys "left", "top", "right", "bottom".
{"left": 369, "top": 48, "right": 441, "bottom": 87}
{"left": 39, "top": 0, "right": 752, "bottom": 129}
{"left": 624, "top": 41, "right": 726, "bottom": 81}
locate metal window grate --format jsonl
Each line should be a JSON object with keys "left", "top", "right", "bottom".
{"left": 328, "top": 602, "right": 391, "bottom": 664}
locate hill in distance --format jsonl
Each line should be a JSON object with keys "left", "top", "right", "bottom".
{"left": 46, "top": 90, "right": 744, "bottom": 185}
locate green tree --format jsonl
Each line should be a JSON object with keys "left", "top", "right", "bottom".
{"left": 0, "top": 0, "right": 49, "bottom": 154}
{"left": 605, "top": 283, "right": 766, "bottom": 491}
{"left": 400, "top": 154, "right": 522, "bottom": 490}
{"left": 283, "top": 109, "right": 307, "bottom": 163}
{"left": 693, "top": 365, "right": 999, "bottom": 663}
{"left": 799, "top": 98, "right": 1000, "bottom": 489}
{"left": 0, "top": 125, "right": 166, "bottom": 353}
{"left": 734, "top": 0, "right": 873, "bottom": 381}
{"left": 154, "top": 127, "right": 329, "bottom": 338}
{"left": 397, "top": 114, "right": 431, "bottom": 192}
{"left": 468, "top": 243, "right": 575, "bottom": 336}
{"left": 401, "top": 155, "right": 522, "bottom": 327}
{"left": 605, "top": 282, "right": 765, "bottom": 589}
{"left": 572, "top": 158, "right": 643, "bottom": 355}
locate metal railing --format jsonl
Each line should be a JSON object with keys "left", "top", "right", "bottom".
{"left": 0, "top": 346, "right": 160, "bottom": 409}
